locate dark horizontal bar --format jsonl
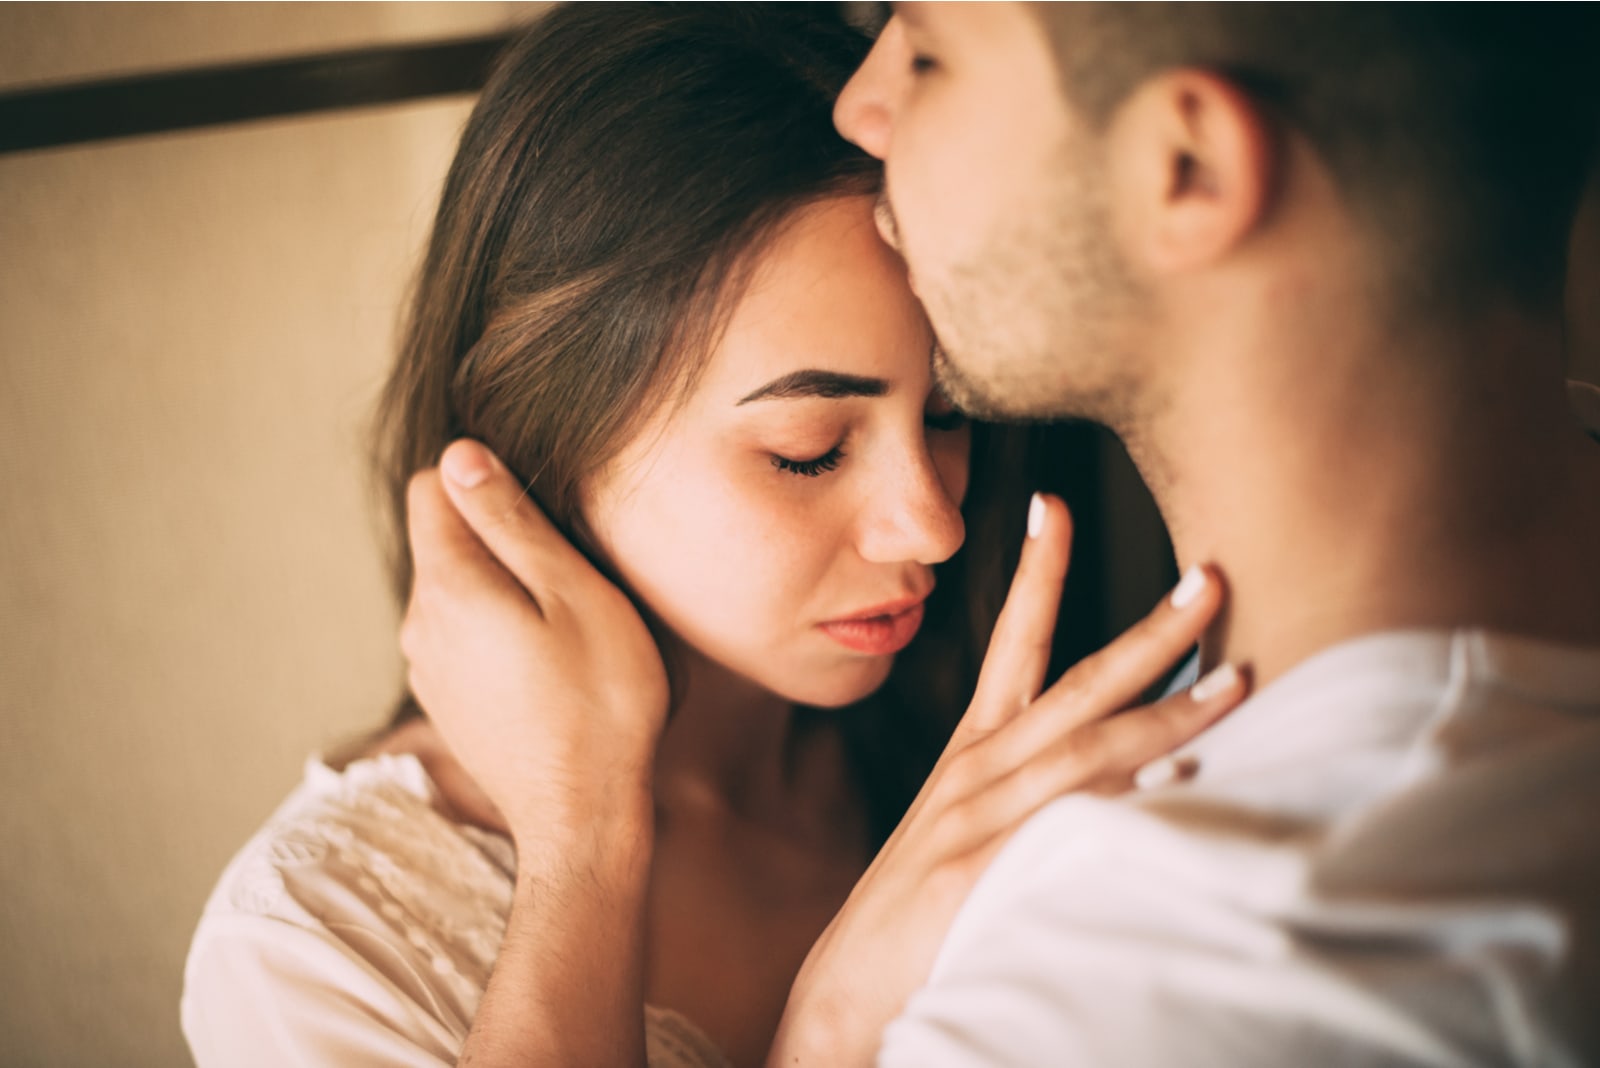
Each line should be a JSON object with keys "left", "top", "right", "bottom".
{"left": 0, "top": 32, "right": 514, "bottom": 156}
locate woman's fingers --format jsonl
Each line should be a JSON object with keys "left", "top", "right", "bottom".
{"left": 1120, "top": 661, "right": 1244, "bottom": 787}
{"left": 771, "top": 561, "right": 1244, "bottom": 1068}
{"left": 1030, "top": 564, "right": 1226, "bottom": 734}
{"left": 930, "top": 565, "right": 1239, "bottom": 855}
{"left": 1063, "top": 658, "right": 1244, "bottom": 793}
{"left": 964, "top": 493, "right": 1074, "bottom": 733}
{"left": 934, "top": 661, "right": 1247, "bottom": 859}
{"left": 437, "top": 438, "right": 594, "bottom": 601}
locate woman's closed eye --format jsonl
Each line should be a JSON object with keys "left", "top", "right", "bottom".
{"left": 770, "top": 401, "right": 964, "bottom": 479}
{"left": 772, "top": 444, "right": 845, "bottom": 478}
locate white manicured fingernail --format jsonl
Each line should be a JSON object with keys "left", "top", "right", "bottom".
{"left": 1170, "top": 565, "right": 1206, "bottom": 608}
{"left": 1191, "top": 662, "right": 1239, "bottom": 702}
{"left": 1027, "top": 493, "right": 1045, "bottom": 539}
{"left": 1134, "top": 753, "right": 1197, "bottom": 790}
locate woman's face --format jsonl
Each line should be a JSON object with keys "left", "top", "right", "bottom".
{"left": 585, "top": 195, "right": 971, "bottom": 708}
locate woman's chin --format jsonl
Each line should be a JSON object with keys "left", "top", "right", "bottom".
{"left": 774, "top": 656, "right": 896, "bottom": 710}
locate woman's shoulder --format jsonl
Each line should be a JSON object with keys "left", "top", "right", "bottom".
{"left": 196, "top": 749, "right": 515, "bottom": 951}
{"left": 182, "top": 749, "right": 520, "bottom": 1064}
{"left": 183, "top": 743, "right": 734, "bottom": 1068}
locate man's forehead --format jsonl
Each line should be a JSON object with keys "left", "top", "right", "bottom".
{"left": 899, "top": 3, "right": 1039, "bottom": 17}
{"left": 889, "top": 2, "right": 983, "bottom": 30}
{"left": 892, "top": 3, "right": 1045, "bottom": 47}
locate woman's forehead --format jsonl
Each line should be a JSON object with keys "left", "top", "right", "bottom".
{"left": 691, "top": 196, "right": 930, "bottom": 406}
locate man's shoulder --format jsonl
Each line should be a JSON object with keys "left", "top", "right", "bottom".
{"left": 952, "top": 629, "right": 1600, "bottom": 929}
{"left": 900, "top": 629, "right": 1600, "bottom": 1066}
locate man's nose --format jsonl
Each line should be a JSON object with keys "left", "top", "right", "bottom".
{"left": 833, "top": 21, "right": 903, "bottom": 161}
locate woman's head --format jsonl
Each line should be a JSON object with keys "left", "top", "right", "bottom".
{"left": 586, "top": 193, "right": 970, "bottom": 709}
{"left": 377, "top": 4, "right": 883, "bottom": 584}
{"left": 376, "top": 3, "right": 1029, "bottom": 842}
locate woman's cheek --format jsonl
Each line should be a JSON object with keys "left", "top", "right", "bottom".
{"left": 681, "top": 472, "right": 798, "bottom": 583}
{"left": 733, "top": 480, "right": 841, "bottom": 601}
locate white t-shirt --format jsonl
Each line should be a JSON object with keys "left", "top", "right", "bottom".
{"left": 884, "top": 392, "right": 1600, "bottom": 1068}
{"left": 181, "top": 753, "right": 731, "bottom": 1068}
{"left": 880, "top": 385, "right": 1600, "bottom": 1068}
{"left": 882, "top": 629, "right": 1600, "bottom": 1067}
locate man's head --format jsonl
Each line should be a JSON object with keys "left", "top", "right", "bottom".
{"left": 836, "top": 3, "right": 1596, "bottom": 425}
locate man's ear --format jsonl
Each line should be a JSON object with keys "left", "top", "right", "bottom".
{"left": 1105, "top": 70, "right": 1276, "bottom": 276}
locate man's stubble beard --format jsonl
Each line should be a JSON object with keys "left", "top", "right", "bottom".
{"left": 926, "top": 159, "right": 1145, "bottom": 433}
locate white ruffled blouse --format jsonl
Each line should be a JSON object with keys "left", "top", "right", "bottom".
{"left": 182, "top": 752, "right": 730, "bottom": 1068}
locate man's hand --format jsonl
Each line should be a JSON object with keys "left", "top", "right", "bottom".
{"left": 401, "top": 438, "right": 668, "bottom": 844}
{"left": 402, "top": 439, "right": 666, "bottom": 1066}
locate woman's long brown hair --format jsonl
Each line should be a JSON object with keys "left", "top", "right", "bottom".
{"left": 371, "top": 2, "right": 1031, "bottom": 849}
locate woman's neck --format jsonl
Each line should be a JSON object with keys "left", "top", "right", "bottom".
{"left": 372, "top": 648, "right": 866, "bottom": 856}
{"left": 653, "top": 649, "right": 790, "bottom": 811}
{"left": 653, "top": 646, "right": 864, "bottom": 856}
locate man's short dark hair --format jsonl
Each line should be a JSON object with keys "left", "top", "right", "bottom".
{"left": 1037, "top": 3, "right": 1598, "bottom": 316}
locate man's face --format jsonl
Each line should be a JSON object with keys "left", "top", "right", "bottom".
{"left": 835, "top": 3, "right": 1141, "bottom": 424}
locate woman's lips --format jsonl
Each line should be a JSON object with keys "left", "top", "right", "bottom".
{"left": 817, "top": 600, "right": 926, "bottom": 657}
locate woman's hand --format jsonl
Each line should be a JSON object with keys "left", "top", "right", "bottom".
{"left": 401, "top": 438, "right": 669, "bottom": 844}
{"left": 768, "top": 494, "right": 1246, "bottom": 1067}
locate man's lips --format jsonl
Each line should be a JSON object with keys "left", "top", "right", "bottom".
{"left": 817, "top": 598, "right": 927, "bottom": 656}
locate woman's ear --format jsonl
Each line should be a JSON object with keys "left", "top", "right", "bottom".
{"left": 1105, "top": 70, "right": 1277, "bottom": 276}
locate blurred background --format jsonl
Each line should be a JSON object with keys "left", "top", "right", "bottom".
{"left": 0, "top": 5, "right": 541, "bottom": 1064}
{"left": 0, "top": 4, "right": 1596, "bottom": 1066}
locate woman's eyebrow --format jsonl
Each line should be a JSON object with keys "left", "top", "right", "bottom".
{"left": 737, "top": 370, "right": 889, "bottom": 405}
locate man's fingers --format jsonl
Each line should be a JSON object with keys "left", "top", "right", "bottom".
{"left": 436, "top": 438, "right": 593, "bottom": 599}
{"left": 965, "top": 494, "right": 1073, "bottom": 731}
{"left": 402, "top": 467, "right": 538, "bottom": 680}
{"left": 406, "top": 467, "right": 518, "bottom": 603}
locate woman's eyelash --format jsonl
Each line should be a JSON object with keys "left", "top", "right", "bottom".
{"left": 769, "top": 407, "right": 960, "bottom": 478}
{"left": 772, "top": 446, "right": 845, "bottom": 478}
{"left": 910, "top": 55, "right": 937, "bottom": 75}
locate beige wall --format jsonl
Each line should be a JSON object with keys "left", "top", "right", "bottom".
{"left": 0, "top": 5, "right": 541, "bottom": 1066}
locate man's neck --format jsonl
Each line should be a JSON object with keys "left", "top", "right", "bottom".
{"left": 1127, "top": 302, "right": 1600, "bottom": 689}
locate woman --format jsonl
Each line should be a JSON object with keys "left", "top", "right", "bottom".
{"left": 182, "top": 6, "right": 1240, "bottom": 1066}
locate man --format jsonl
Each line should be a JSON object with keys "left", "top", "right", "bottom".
{"left": 823, "top": 3, "right": 1600, "bottom": 1064}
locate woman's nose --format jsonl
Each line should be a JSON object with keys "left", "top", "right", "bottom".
{"left": 856, "top": 450, "right": 967, "bottom": 566}
{"left": 833, "top": 21, "right": 903, "bottom": 161}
